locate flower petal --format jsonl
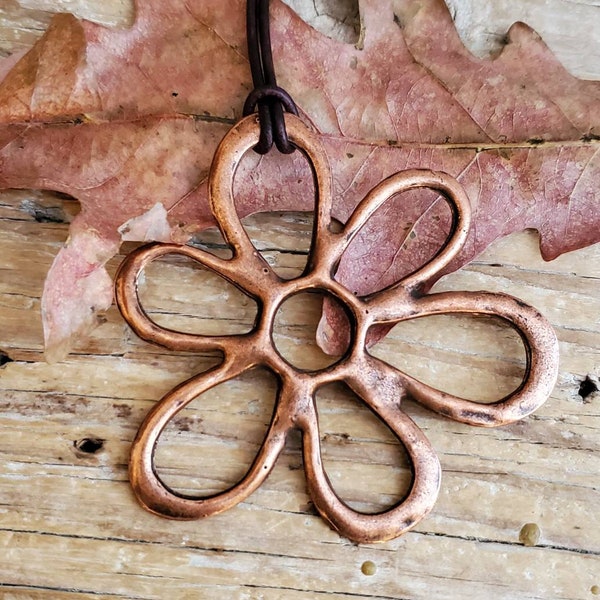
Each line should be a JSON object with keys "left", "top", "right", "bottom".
{"left": 130, "top": 360, "right": 287, "bottom": 519}
{"left": 210, "top": 114, "right": 337, "bottom": 280}
{"left": 115, "top": 242, "right": 263, "bottom": 352}
{"left": 298, "top": 356, "right": 441, "bottom": 543}
{"left": 370, "top": 291, "right": 559, "bottom": 426}
{"left": 339, "top": 169, "right": 471, "bottom": 299}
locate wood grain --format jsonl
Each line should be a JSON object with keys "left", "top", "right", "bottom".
{"left": 1, "top": 1, "right": 599, "bottom": 599}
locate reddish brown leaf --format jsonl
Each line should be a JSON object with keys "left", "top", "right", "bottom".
{"left": 0, "top": 0, "right": 599, "bottom": 360}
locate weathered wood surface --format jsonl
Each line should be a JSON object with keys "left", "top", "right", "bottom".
{"left": 0, "top": 1, "right": 599, "bottom": 599}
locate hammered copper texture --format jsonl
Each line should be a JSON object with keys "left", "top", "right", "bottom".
{"left": 114, "top": 114, "right": 559, "bottom": 544}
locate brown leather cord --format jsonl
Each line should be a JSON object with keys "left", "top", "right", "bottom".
{"left": 243, "top": 0, "right": 298, "bottom": 153}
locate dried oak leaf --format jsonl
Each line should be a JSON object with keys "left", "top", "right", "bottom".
{"left": 0, "top": 0, "right": 599, "bottom": 361}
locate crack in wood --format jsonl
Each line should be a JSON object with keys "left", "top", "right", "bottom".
{"left": 0, "top": 583, "right": 148, "bottom": 599}
{"left": 415, "top": 530, "right": 600, "bottom": 557}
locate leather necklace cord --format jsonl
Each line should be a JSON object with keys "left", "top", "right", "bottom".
{"left": 243, "top": 0, "right": 298, "bottom": 154}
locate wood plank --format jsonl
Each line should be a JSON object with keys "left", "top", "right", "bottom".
{"left": 445, "top": 0, "right": 600, "bottom": 79}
